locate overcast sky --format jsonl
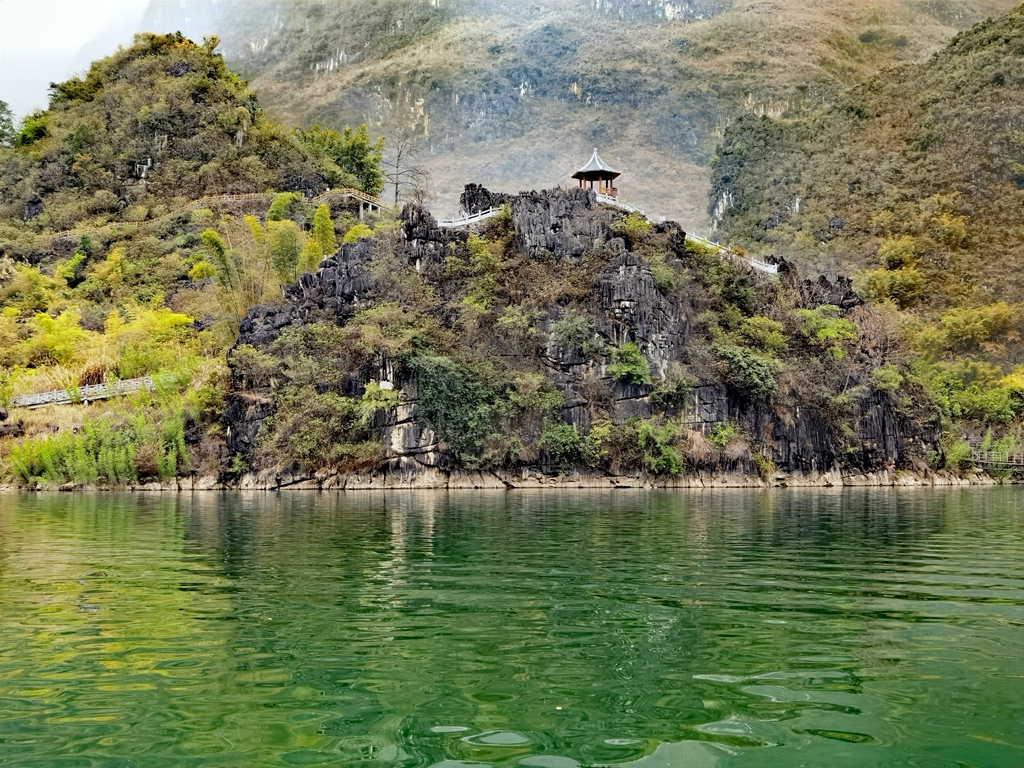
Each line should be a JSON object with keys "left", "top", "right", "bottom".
{"left": 0, "top": 0, "right": 149, "bottom": 118}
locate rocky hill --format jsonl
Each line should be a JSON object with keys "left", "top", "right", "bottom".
{"left": 221, "top": 186, "right": 952, "bottom": 489}
{"left": 141, "top": 0, "right": 1017, "bottom": 229}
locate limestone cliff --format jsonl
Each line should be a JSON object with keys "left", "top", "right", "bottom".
{"left": 224, "top": 186, "right": 943, "bottom": 488}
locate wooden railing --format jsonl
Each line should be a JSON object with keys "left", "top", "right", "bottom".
{"left": 10, "top": 376, "right": 157, "bottom": 410}
{"left": 310, "top": 187, "right": 387, "bottom": 209}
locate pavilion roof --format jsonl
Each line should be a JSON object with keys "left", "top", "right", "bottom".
{"left": 572, "top": 148, "right": 620, "bottom": 179}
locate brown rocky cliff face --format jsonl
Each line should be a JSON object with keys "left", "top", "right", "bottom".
{"left": 223, "top": 185, "right": 940, "bottom": 483}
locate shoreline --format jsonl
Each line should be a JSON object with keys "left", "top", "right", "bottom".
{"left": 2, "top": 468, "right": 1007, "bottom": 492}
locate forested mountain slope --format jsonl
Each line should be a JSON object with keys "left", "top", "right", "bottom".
{"left": 711, "top": 5, "right": 1024, "bottom": 311}
{"left": 710, "top": 7, "right": 1024, "bottom": 443}
{"left": 141, "top": 0, "right": 1016, "bottom": 228}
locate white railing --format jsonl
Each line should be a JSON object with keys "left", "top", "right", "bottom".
{"left": 437, "top": 207, "right": 499, "bottom": 228}
{"left": 595, "top": 193, "right": 642, "bottom": 215}
{"left": 10, "top": 376, "right": 157, "bottom": 410}
{"left": 685, "top": 233, "right": 778, "bottom": 274}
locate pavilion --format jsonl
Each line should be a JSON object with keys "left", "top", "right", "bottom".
{"left": 572, "top": 148, "right": 620, "bottom": 198}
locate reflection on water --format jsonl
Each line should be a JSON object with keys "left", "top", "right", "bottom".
{"left": 0, "top": 489, "right": 1022, "bottom": 767}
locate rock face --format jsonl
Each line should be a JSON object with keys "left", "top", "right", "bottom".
{"left": 511, "top": 188, "right": 611, "bottom": 259}
{"left": 225, "top": 184, "right": 942, "bottom": 486}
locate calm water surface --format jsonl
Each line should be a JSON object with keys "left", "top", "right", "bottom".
{"left": 0, "top": 489, "right": 1021, "bottom": 767}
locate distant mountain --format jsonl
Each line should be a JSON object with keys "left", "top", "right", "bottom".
{"left": 711, "top": 5, "right": 1024, "bottom": 314}
{"left": 141, "top": 0, "right": 1017, "bottom": 227}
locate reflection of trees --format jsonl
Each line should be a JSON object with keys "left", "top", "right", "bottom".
{"left": 2, "top": 488, "right": 1018, "bottom": 765}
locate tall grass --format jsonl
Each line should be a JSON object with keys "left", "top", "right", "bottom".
{"left": 7, "top": 404, "right": 190, "bottom": 485}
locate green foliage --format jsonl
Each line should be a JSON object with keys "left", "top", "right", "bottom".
{"left": 540, "top": 423, "right": 585, "bottom": 473}
{"left": 15, "top": 112, "right": 48, "bottom": 147}
{"left": 1, "top": 33, "right": 325, "bottom": 222}
{"left": 342, "top": 223, "right": 374, "bottom": 243}
{"left": 610, "top": 212, "right": 653, "bottom": 245}
{"left": 311, "top": 204, "right": 337, "bottom": 255}
{"left": 265, "top": 386, "right": 381, "bottom": 471}
{"left": 188, "top": 260, "right": 217, "bottom": 281}
{"left": 635, "top": 419, "right": 683, "bottom": 474}
{"left": 7, "top": 403, "right": 190, "bottom": 485}
{"left": 295, "top": 124, "right": 385, "bottom": 196}
{"left": 938, "top": 302, "right": 1017, "bottom": 353}
{"left": 714, "top": 343, "right": 777, "bottom": 401}
{"left": 751, "top": 451, "right": 776, "bottom": 480}
{"left": 707, "top": 422, "right": 741, "bottom": 449}
{"left": 410, "top": 356, "right": 492, "bottom": 459}
{"left": 738, "top": 315, "right": 787, "bottom": 353}
{"left": 608, "top": 342, "right": 652, "bottom": 385}
{"left": 857, "top": 267, "right": 924, "bottom": 308}
{"left": 941, "top": 433, "right": 974, "bottom": 470}
{"left": 0, "top": 100, "right": 15, "bottom": 148}
{"left": 871, "top": 362, "right": 904, "bottom": 393}
{"left": 913, "top": 360, "right": 1024, "bottom": 424}
{"left": 551, "top": 309, "right": 600, "bottom": 355}
{"left": 268, "top": 219, "right": 305, "bottom": 282}
{"left": 794, "top": 305, "right": 858, "bottom": 359}
{"left": 266, "top": 192, "right": 304, "bottom": 223}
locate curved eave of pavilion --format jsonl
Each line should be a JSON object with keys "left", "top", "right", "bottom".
{"left": 572, "top": 148, "right": 620, "bottom": 180}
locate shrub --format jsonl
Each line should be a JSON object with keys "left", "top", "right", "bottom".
{"left": 342, "top": 223, "right": 374, "bottom": 243}
{"left": 609, "top": 342, "right": 652, "bottom": 385}
{"left": 551, "top": 309, "right": 600, "bottom": 355}
{"left": 635, "top": 419, "right": 682, "bottom": 474}
{"left": 714, "top": 343, "right": 777, "bottom": 401}
{"left": 410, "top": 356, "right": 492, "bottom": 459}
{"left": 647, "top": 252, "right": 676, "bottom": 293}
{"left": 266, "top": 192, "right": 304, "bottom": 222}
{"left": 794, "top": 305, "right": 858, "bottom": 359}
{"left": 752, "top": 451, "right": 777, "bottom": 480}
{"left": 266, "top": 387, "right": 381, "bottom": 470}
{"left": 311, "top": 203, "right": 337, "bottom": 255}
{"left": 856, "top": 267, "right": 923, "bottom": 307}
{"left": 739, "top": 315, "right": 787, "bottom": 353}
{"left": 938, "top": 302, "right": 1016, "bottom": 353}
{"left": 188, "top": 260, "right": 217, "bottom": 281}
{"left": 871, "top": 362, "right": 904, "bottom": 393}
{"left": 540, "top": 423, "right": 584, "bottom": 473}
{"left": 6, "top": 405, "right": 189, "bottom": 485}
{"left": 611, "top": 212, "right": 652, "bottom": 244}
{"left": 941, "top": 434, "right": 974, "bottom": 470}
{"left": 707, "top": 422, "right": 740, "bottom": 449}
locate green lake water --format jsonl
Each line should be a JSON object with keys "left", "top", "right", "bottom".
{"left": 0, "top": 489, "right": 1021, "bottom": 767}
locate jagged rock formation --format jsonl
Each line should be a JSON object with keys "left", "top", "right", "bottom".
{"left": 225, "top": 186, "right": 941, "bottom": 488}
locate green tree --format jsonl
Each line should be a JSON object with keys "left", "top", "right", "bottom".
{"left": 268, "top": 220, "right": 306, "bottom": 283}
{"left": 311, "top": 204, "right": 337, "bottom": 255}
{"left": 0, "top": 100, "right": 15, "bottom": 148}
{"left": 296, "top": 124, "right": 385, "bottom": 196}
{"left": 266, "top": 192, "right": 303, "bottom": 222}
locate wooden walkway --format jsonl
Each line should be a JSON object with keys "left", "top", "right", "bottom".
{"left": 10, "top": 376, "right": 156, "bottom": 410}
{"left": 970, "top": 448, "right": 1024, "bottom": 468}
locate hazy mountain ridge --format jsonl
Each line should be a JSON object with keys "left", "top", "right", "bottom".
{"left": 141, "top": 0, "right": 1016, "bottom": 227}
